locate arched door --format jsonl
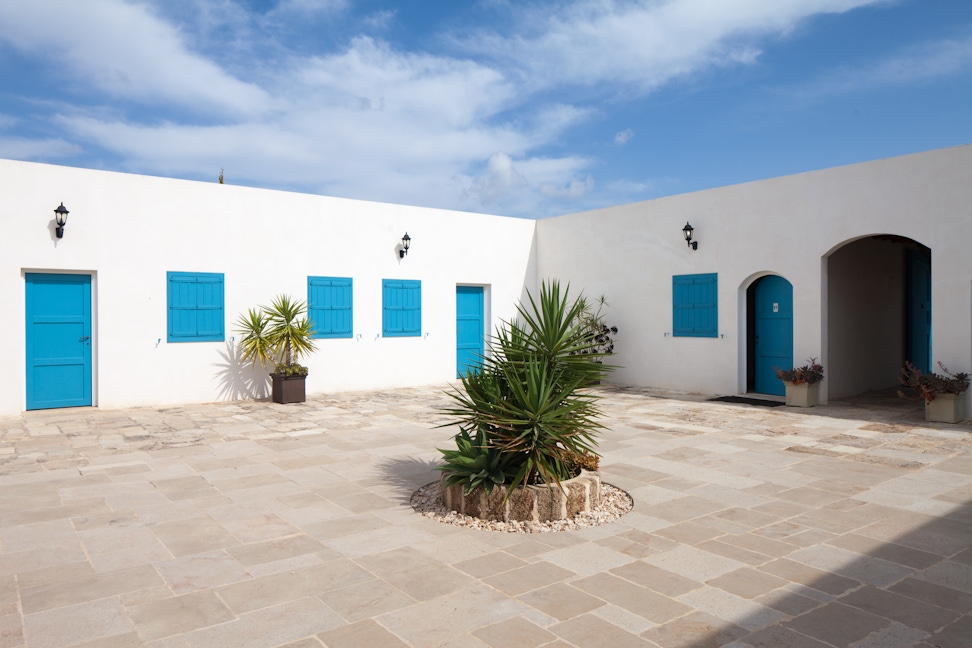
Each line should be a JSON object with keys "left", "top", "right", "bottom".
{"left": 754, "top": 276, "right": 793, "bottom": 396}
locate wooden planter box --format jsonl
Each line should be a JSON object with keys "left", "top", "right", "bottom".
{"left": 925, "top": 392, "right": 967, "bottom": 423}
{"left": 271, "top": 374, "right": 306, "bottom": 404}
{"left": 783, "top": 381, "right": 819, "bottom": 407}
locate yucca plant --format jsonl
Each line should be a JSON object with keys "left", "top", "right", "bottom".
{"left": 236, "top": 294, "right": 317, "bottom": 376}
{"left": 439, "top": 280, "right": 614, "bottom": 498}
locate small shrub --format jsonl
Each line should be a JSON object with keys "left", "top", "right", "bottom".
{"left": 775, "top": 358, "right": 824, "bottom": 385}
{"left": 898, "top": 361, "right": 970, "bottom": 403}
{"left": 439, "top": 280, "right": 614, "bottom": 499}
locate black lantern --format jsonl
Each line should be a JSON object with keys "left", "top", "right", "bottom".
{"left": 682, "top": 221, "right": 697, "bottom": 250}
{"left": 399, "top": 232, "right": 411, "bottom": 258}
{"left": 54, "top": 202, "right": 70, "bottom": 239}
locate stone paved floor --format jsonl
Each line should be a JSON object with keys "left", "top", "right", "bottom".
{"left": 1, "top": 385, "right": 971, "bottom": 648}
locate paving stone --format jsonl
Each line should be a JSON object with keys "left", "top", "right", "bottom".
{"left": 317, "top": 578, "right": 416, "bottom": 622}
{"left": 517, "top": 583, "right": 605, "bottom": 620}
{"left": 839, "top": 585, "right": 958, "bottom": 632}
{"left": 926, "top": 615, "right": 972, "bottom": 648}
{"left": 316, "top": 619, "right": 408, "bottom": 648}
{"left": 573, "top": 572, "right": 693, "bottom": 623}
{"left": 24, "top": 597, "right": 134, "bottom": 648}
{"left": 550, "top": 613, "right": 654, "bottom": 647}
{"left": 642, "top": 610, "right": 748, "bottom": 648}
{"left": 783, "top": 602, "right": 890, "bottom": 647}
{"left": 472, "top": 616, "right": 556, "bottom": 648}
{"left": 127, "top": 590, "right": 236, "bottom": 642}
{"left": 184, "top": 597, "right": 342, "bottom": 647}
{"left": 888, "top": 577, "right": 972, "bottom": 613}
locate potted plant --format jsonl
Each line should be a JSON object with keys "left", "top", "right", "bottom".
{"left": 775, "top": 358, "right": 824, "bottom": 407}
{"left": 898, "top": 361, "right": 970, "bottom": 423}
{"left": 569, "top": 295, "right": 618, "bottom": 385}
{"left": 236, "top": 295, "right": 316, "bottom": 404}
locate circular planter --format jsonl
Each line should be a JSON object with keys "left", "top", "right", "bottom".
{"left": 440, "top": 470, "right": 602, "bottom": 523}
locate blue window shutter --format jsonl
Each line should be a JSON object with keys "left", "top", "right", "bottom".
{"left": 308, "top": 277, "right": 353, "bottom": 339}
{"left": 167, "top": 272, "right": 224, "bottom": 342}
{"left": 382, "top": 279, "right": 421, "bottom": 337}
{"left": 673, "top": 274, "right": 717, "bottom": 338}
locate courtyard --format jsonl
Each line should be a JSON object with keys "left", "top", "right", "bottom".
{"left": 1, "top": 386, "right": 971, "bottom": 647}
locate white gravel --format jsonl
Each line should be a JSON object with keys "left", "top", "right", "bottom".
{"left": 410, "top": 481, "right": 633, "bottom": 533}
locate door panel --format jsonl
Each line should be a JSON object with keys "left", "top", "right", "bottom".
{"left": 906, "top": 250, "right": 931, "bottom": 373}
{"left": 456, "top": 286, "right": 484, "bottom": 378}
{"left": 26, "top": 274, "right": 92, "bottom": 410}
{"left": 754, "top": 276, "right": 793, "bottom": 396}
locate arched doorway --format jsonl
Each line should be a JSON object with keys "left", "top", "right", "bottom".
{"left": 825, "top": 235, "right": 930, "bottom": 399}
{"left": 746, "top": 275, "right": 793, "bottom": 396}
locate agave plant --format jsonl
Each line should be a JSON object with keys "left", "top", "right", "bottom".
{"left": 236, "top": 294, "right": 317, "bottom": 376}
{"left": 439, "top": 280, "right": 614, "bottom": 497}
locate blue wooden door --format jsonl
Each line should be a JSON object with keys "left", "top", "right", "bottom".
{"left": 906, "top": 250, "right": 931, "bottom": 373}
{"left": 26, "top": 273, "right": 92, "bottom": 410}
{"left": 754, "top": 276, "right": 793, "bottom": 396}
{"left": 456, "top": 286, "right": 484, "bottom": 378}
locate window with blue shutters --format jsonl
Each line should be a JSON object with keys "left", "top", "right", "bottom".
{"left": 382, "top": 279, "right": 421, "bottom": 337}
{"left": 167, "top": 272, "right": 225, "bottom": 342}
{"left": 673, "top": 273, "right": 718, "bottom": 338}
{"left": 308, "top": 276, "right": 353, "bottom": 339}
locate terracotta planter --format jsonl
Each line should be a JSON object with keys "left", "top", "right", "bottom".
{"left": 271, "top": 373, "right": 306, "bottom": 404}
{"left": 925, "top": 392, "right": 967, "bottom": 423}
{"left": 783, "top": 381, "right": 819, "bottom": 407}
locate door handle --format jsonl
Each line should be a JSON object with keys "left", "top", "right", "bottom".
{"left": 79, "top": 336, "right": 90, "bottom": 342}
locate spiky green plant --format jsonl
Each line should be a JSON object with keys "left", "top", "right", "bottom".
{"left": 439, "top": 280, "right": 614, "bottom": 498}
{"left": 236, "top": 294, "right": 316, "bottom": 376}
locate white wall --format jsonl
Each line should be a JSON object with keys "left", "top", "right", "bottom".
{"left": 2, "top": 160, "right": 537, "bottom": 414}
{"left": 6, "top": 144, "right": 971, "bottom": 414}
{"left": 537, "top": 144, "right": 972, "bottom": 403}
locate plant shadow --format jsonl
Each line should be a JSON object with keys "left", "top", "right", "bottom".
{"left": 214, "top": 342, "right": 271, "bottom": 401}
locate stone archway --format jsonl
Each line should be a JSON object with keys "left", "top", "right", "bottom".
{"left": 825, "top": 234, "right": 931, "bottom": 399}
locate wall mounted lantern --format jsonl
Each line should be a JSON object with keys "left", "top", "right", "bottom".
{"left": 399, "top": 232, "right": 411, "bottom": 258}
{"left": 682, "top": 221, "right": 698, "bottom": 250}
{"left": 54, "top": 202, "right": 70, "bottom": 239}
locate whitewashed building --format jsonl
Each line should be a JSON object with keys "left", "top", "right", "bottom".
{"left": 3, "top": 143, "right": 970, "bottom": 415}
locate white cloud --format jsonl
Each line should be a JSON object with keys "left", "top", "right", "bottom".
{"left": 464, "top": 0, "right": 890, "bottom": 92}
{"left": 468, "top": 153, "right": 528, "bottom": 205}
{"left": 0, "top": 0, "right": 272, "bottom": 117}
{"left": 790, "top": 35, "right": 972, "bottom": 100}
{"left": 273, "top": 0, "right": 348, "bottom": 15}
{"left": 0, "top": 137, "right": 82, "bottom": 160}
{"left": 540, "top": 176, "right": 595, "bottom": 199}
{"left": 614, "top": 128, "right": 634, "bottom": 145}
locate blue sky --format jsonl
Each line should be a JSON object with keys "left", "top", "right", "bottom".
{"left": 1, "top": 0, "right": 970, "bottom": 218}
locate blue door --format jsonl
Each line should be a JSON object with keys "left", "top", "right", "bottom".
{"left": 754, "top": 276, "right": 793, "bottom": 396}
{"left": 906, "top": 250, "right": 931, "bottom": 374}
{"left": 456, "top": 286, "right": 484, "bottom": 378}
{"left": 26, "top": 274, "right": 92, "bottom": 410}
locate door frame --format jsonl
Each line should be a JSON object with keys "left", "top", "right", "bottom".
{"left": 23, "top": 270, "right": 96, "bottom": 410}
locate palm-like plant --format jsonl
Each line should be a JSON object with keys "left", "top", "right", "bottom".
{"left": 236, "top": 294, "right": 317, "bottom": 376}
{"left": 439, "top": 280, "right": 613, "bottom": 496}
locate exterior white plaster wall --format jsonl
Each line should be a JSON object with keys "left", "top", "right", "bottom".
{"left": 537, "top": 144, "right": 972, "bottom": 403}
{"left": 2, "top": 160, "right": 537, "bottom": 415}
